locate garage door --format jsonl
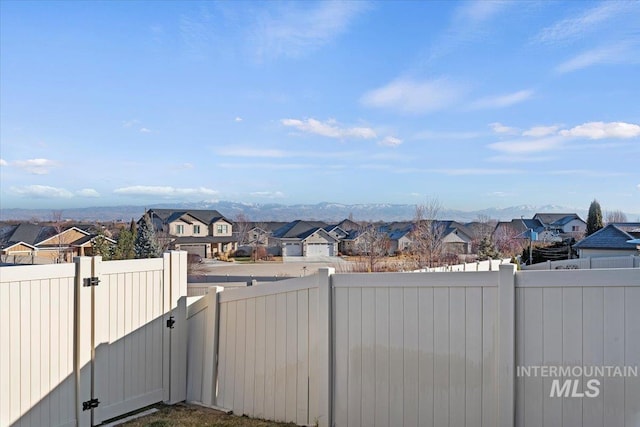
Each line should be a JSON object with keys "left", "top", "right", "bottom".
{"left": 306, "top": 243, "right": 333, "bottom": 256}
{"left": 283, "top": 243, "right": 302, "bottom": 256}
{"left": 181, "top": 244, "right": 206, "bottom": 257}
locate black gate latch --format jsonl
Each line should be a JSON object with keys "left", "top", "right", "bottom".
{"left": 166, "top": 316, "right": 175, "bottom": 329}
{"left": 83, "top": 277, "right": 100, "bottom": 287}
{"left": 82, "top": 398, "right": 100, "bottom": 411}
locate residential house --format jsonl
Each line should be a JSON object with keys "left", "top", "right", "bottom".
{"left": 573, "top": 224, "right": 638, "bottom": 258}
{"left": 145, "top": 209, "right": 237, "bottom": 258}
{"left": 269, "top": 220, "right": 340, "bottom": 257}
{"left": 0, "top": 223, "right": 114, "bottom": 264}
{"left": 533, "top": 213, "right": 586, "bottom": 239}
{"left": 492, "top": 218, "right": 558, "bottom": 243}
{"left": 437, "top": 221, "right": 475, "bottom": 255}
{"left": 379, "top": 222, "right": 414, "bottom": 254}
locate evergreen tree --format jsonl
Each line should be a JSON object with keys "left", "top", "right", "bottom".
{"left": 91, "top": 232, "right": 113, "bottom": 260}
{"left": 586, "top": 199, "right": 603, "bottom": 236}
{"left": 477, "top": 236, "right": 500, "bottom": 261}
{"left": 134, "top": 213, "right": 161, "bottom": 258}
{"left": 113, "top": 228, "right": 135, "bottom": 260}
{"left": 130, "top": 218, "right": 138, "bottom": 235}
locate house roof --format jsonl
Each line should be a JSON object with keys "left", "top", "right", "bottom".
{"left": 533, "top": 213, "right": 581, "bottom": 226}
{"left": 246, "top": 222, "right": 290, "bottom": 232}
{"left": 493, "top": 219, "right": 545, "bottom": 238}
{"left": 573, "top": 225, "right": 637, "bottom": 250}
{"left": 0, "top": 223, "right": 57, "bottom": 249}
{"left": 148, "top": 209, "right": 229, "bottom": 225}
{"left": 271, "top": 220, "right": 329, "bottom": 239}
{"left": 436, "top": 220, "right": 475, "bottom": 241}
{"left": 609, "top": 222, "right": 640, "bottom": 232}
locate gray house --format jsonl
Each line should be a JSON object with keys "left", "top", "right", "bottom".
{"left": 270, "top": 220, "right": 339, "bottom": 257}
{"left": 573, "top": 224, "right": 638, "bottom": 258}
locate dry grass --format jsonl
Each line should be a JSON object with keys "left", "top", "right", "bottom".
{"left": 120, "top": 403, "right": 297, "bottom": 427}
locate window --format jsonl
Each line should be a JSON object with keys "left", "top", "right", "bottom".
{"left": 572, "top": 225, "right": 580, "bottom": 232}
{"left": 194, "top": 225, "right": 200, "bottom": 234}
{"left": 176, "top": 224, "right": 184, "bottom": 234}
{"left": 216, "top": 224, "right": 228, "bottom": 234}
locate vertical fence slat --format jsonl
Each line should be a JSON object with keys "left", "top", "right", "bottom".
{"left": 403, "top": 287, "right": 419, "bottom": 427}
{"left": 433, "top": 287, "right": 450, "bottom": 427}
{"left": 542, "top": 287, "right": 563, "bottom": 426}
{"left": 498, "top": 264, "right": 516, "bottom": 427}
{"left": 418, "top": 287, "right": 435, "bottom": 427}
{"left": 361, "top": 288, "right": 376, "bottom": 427}
{"left": 583, "top": 287, "right": 604, "bottom": 427}
{"left": 374, "top": 287, "right": 389, "bottom": 427}
{"left": 603, "top": 287, "right": 625, "bottom": 427}
{"left": 624, "top": 287, "right": 640, "bottom": 427}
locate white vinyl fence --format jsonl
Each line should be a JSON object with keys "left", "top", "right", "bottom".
{"left": 523, "top": 255, "right": 640, "bottom": 270}
{"left": 418, "top": 258, "right": 511, "bottom": 272}
{"left": 185, "top": 265, "right": 640, "bottom": 427}
{"left": 0, "top": 252, "right": 188, "bottom": 427}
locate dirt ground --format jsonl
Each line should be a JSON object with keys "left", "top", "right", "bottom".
{"left": 120, "top": 403, "right": 296, "bottom": 426}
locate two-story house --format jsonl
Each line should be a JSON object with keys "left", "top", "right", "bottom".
{"left": 145, "top": 209, "right": 237, "bottom": 258}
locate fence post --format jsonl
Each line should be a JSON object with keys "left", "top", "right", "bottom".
{"left": 202, "top": 286, "right": 223, "bottom": 407}
{"left": 168, "top": 251, "right": 188, "bottom": 404}
{"left": 497, "top": 263, "right": 516, "bottom": 427}
{"left": 74, "top": 257, "right": 93, "bottom": 426}
{"left": 317, "top": 267, "right": 334, "bottom": 427}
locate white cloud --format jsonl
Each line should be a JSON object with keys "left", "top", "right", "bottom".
{"left": 556, "top": 44, "right": 635, "bottom": 74}
{"left": 469, "top": 89, "right": 533, "bottom": 110}
{"left": 11, "top": 185, "right": 74, "bottom": 198}
{"left": 637, "top": 184, "right": 640, "bottom": 191}
{"left": 76, "top": 188, "right": 100, "bottom": 198}
{"left": 113, "top": 186, "right": 219, "bottom": 197}
{"left": 431, "top": 168, "right": 522, "bottom": 176}
{"left": 13, "top": 158, "right": 56, "bottom": 175}
{"left": 140, "top": 127, "right": 152, "bottom": 133}
{"left": 429, "top": 1, "right": 512, "bottom": 60}
{"left": 218, "top": 147, "right": 288, "bottom": 158}
{"left": 253, "top": 2, "right": 368, "bottom": 59}
{"left": 378, "top": 136, "right": 403, "bottom": 147}
{"left": 122, "top": 119, "right": 140, "bottom": 128}
{"left": 281, "top": 118, "right": 376, "bottom": 139}
{"left": 361, "top": 77, "right": 465, "bottom": 114}
{"left": 413, "top": 130, "right": 482, "bottom": 140}
{"left": 249, "top": 191, "right": 285, "bottom": 199}
{"left": 0, "top": 158, "right": 7, "bottom": 166}
{"left": 489, "top": 122, "right": 519, "bottom": 134}
{"left": 534, "top": 2, "right": 630, "bottom": 45}
{"left": 522, "top": 125, "right": 560, "bottom": 137}
{"left": 560, "top": 122, "right": 640, "bottom": 139}
{"left": 455, "top": 0, "right": 511, "bottom": 25}
{"left": 235, "top": 117, "right": 243, "bottom": 122}
{"left": 489, "top": 136, "right": 564, "bottom": 154}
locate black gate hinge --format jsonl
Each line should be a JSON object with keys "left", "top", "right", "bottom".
{"left": 83, "top": 277, "right": 100, "bottom": 287}
{"left": 166, "top": 316, "right": 175, "bottom": 329}
{"left": 82, "top": 398, "right": 100, "bottom": 411}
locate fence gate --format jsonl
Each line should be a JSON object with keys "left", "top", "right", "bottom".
{"left": 76, "top": 253, "right": 187, "bottom": 426}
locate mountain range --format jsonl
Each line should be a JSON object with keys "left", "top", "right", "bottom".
{"left": 3, "top": 201, "right": 633, "bottom": 223}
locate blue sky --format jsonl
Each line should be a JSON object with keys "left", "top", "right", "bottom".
{"left": 1, "top": 0, "right": 639, "bottom": 212}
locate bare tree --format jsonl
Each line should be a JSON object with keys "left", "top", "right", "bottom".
{"left": 411, "top": 199, "right": 447, "bottom": 268}
{"left": 354, "top": 223, "right": 390, "bottom": 272}
{"left": 471, "top": 214, "right": 498, "bottom": 254}
{"left": 493, "top": 225, "right": 526, "bottom": 258}
{"left": 234, "top": 213, "right": 252, "bottom": 246}
{"left": 606, "top": 210, "right": 628, "bottom": 224}
{"left": 51, "top": 210, "right": 67, "bottom": 263}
